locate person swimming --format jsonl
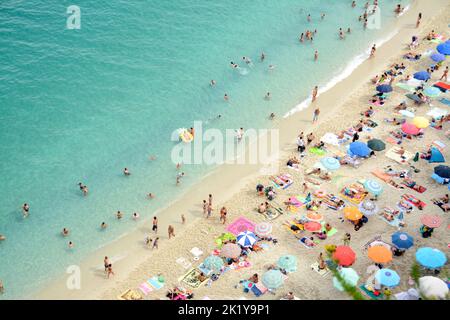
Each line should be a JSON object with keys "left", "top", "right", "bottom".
{"left": 62, "top": 228, "right": 70, "bottom": 237}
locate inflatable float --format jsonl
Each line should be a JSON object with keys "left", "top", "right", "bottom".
{"left": 178, "top": 128, "right": 194, "bottom": 143}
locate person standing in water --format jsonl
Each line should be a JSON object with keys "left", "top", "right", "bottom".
{"left": 224, "top": 93, "right": 229, "bottom": 101}
{"left": 312, "top": 86, "right": 318, "bottom": 102}
{"left": 22, "top": 203, "right": 30, "bottom": 218}
{"left": 123, "top": 168, "right": 131, "bottom": 176}
{"left": 314, "top": 50, "right": 318, "bottom": 61}
{"left": 352, "top": 1, "right": 356, "bottom": 8}
{"left": 210, "top": 80, "right": 216, "bottom": 86}
{"left": 416, "top": 13, "right": 422, "bottom": 28}
{"left": 370, "top": 44, "right": 376, "bottom": 58}
{"left": 260, "top": 52, "right": 265, "bottom": 62}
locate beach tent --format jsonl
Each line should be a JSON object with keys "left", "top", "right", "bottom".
{"left": 434, "top": 165, "right": 450, "bottom": 178}
{"left": 430, "top": 53, "right": 446, "bottom": 62}
{"left": 414, "top": 71, "right": 431, "bottom": 81}
{"left": 376, "top": 84, "right": 393, "bottom": 93}
{"left": 236, "top": 231, "right": 257, "bottom": 247}
{"left": 332, "top": 246, "right": 356, "bottom": 267}
{"left": 262, "top": 270, "right": 284, "bottom": 289}
{"left": 419, "top": 276, "right": 449, "bottom": 299}
{"left": 415, "top": 248, "right": 447, "bottom": 269}
{"left": 277, "top": 255, "right": 297, "bottom": 272}
{"left": 428, "top": 147, "right": 445, "bottom": 163}
{"left": 332, "top": 268, "right": 359, "bottom": 291}
{"left": 423, "top": 87, "right": 441, "bottom": 98}
{"left": 437, "top": 42, "right": 450, "bottom": 55}
{"left": 349, "top": 141, "right": 371, "bottom": 157}
{"left": 367, "top": 139, "right": 386, "bottom": 151}
{"left": 375, "top": 269, "right": 400, "bottom": 288}
{"left": 391, "top": 232, "right": 414, "bottom": 249}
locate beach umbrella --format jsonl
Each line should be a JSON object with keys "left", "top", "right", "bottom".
{"left": 320, "top": 157, "right": 341, "bottom": 171}
{"left": 416, "top": 248, "right": 447, "bottom": 269}
{"left": 437, "top": 42, "right": 450, "bottom": 55}
{"left": 434, "top": 165, "right": 450, "bottom": 178}
{"left": 358, "top": 200, "right": 378, "bottom": 216}
{"left": 306, "top": 212, "right": 323, "bottom": 222}
{"left": 420, "top": 215, "right": 443, "bottom": 228}
{"left": 236, "top": 231, "right": 257, "bottom": 248}
{"left": 333, "top": 246, "right": 356, "bottom": 266}
{"left": 332, "top": 268, "right": 359, "bottom": 291}
{"left": 277, "top": 255, "right": 297, "bottom": 272}
{"left": 368, "top": 245, "right": 392, "bottom": 264}
{"left": 304, "top": 221, "right": 322, "bottom": 232}
{"left": 428, "top": 147, "right": 445, "bottom": 163}
{"left": 430, "top": 52, "right": 446, "bottom": 62}
{"left": 320, "top": 132, "right": 340, "bottom": 146}
{"left": 349, "top": 141, "right": 371, "bottom": 157}
{"left": 220, "top": 243, "right": 241, "bottom": 259}
{"left": 391, "top": 232, "right": 414, "bottom": 249}
{"left": 412, "top": 116, "right": 430, "bottom": 129}
{"left": 344, "top": 207, "right": 362, "bottom": 221}
{"left": 262, "top": 270, "right": 284, "bottom": 289}
{"left": 399, "top": 109, "right": 415, "bottom": 118}
{"left": 367, "top": 139, "right": 386, "bottom": 151}
{"left": 364, "top": 179, "right": 383, "bottom": 196}
{"left": 375, "top": 269, "right": 400, "bottom": 287}
{"left": 401, "top": 122, "right": 420, "bottom": 135}
{"left": 413, "top": 71, "right": 430, "bottom": 81}
{"left": 419, "top": 276, "right": 449, "bottom": 299}
{"left": 203, "top": 255, "right": 224, "bottom": 272}
{"left": 376, "top": 84, "right": 393, "bottom": 93}
{"left": 424, "top": 87, "right": 441, "bottom": 98}
{"left": 254, "top": 222, "right": 272, "bottom": 238}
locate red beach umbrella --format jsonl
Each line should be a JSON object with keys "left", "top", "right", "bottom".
{"left": 332, "top": 246, "right": 356, "bottom": 266}
{"left": 401, "top": 123, "right": 420, "bottom": 135}
{"left": 304, "top": 221, "right": 322, "bottom": 232}
{"left": 420, "top": 215, "right": 443, "bottom": 228}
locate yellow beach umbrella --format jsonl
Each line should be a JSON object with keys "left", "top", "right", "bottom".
{"left": 344, "top": 207, "right": 362, "bottom": 221}
{"left": 412, "top": 117, "right": 429, "bottom": 129}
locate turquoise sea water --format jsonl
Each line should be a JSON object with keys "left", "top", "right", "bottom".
{"left": 0, "top": 0, "right": 408, "bottom": 298}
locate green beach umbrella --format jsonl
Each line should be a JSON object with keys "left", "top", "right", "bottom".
{"left": 367, "top": 139, "right": 386, "bottom": 151}
{"left": 262, "top": 270, "right": 284, "bottom": 289}
{"left": 332, "top": 267, "right": 359, "bottom": 291}
{"left": 277, "top": 255, "right": 298, "bottom": 272}
{"left": 203, "top": 255, "right": 224, "bottom": 273}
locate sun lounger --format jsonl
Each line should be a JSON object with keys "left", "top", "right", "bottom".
{"left": 385, "top": 147, "right": 413, "bottom": 164}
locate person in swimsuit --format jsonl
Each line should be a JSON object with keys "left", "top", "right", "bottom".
{"left": 22, "top": 203, "right": 30, "bottom": 218}
{"left": 152, "top": 217, "right": 158, "bottom": 233}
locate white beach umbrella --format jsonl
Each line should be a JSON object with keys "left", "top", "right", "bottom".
{"left": 419, "top": 276, "right": 449, "bottom": 299}
{"left": 320, "top": 133, "right": 340, "bottom": 146}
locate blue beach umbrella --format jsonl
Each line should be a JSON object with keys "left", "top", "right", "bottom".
{"left": 376, "top": 84, "right": 393, "bottom": 93}
{"left": 236, "top": 231, "right": 257, "bottom": 248}
{"left": 364, "top": 179, "right": 383, "bottom": 196}
{"left": 414, "top": 71, "right": 430, "bottom": 81}
{"left": 332, "top": 268, "right": 359, "bottom": 291}
{"left": 262, "top": 270, "right": 284, "bottom": 289}
{"left": 375, "top": 269, "right": 400, "bottom": 287}
{"left": 277, "top": 255, "right": 298, "bottom": 272}
{"left": 416, "top": 247, "right": 447, "bottom": 269}
{"left": 320, "top": 157, "right": 341, "bottom": 171}
{"left": 437, "top": 42, "right": 450, "bottom": 55}
{"left": 391, "top": 232, "right": 414, "bottom": 249}
{"left": 431, "top": 53, "right": 446, "bottom": 62}
{"left": 349, "top": 141, "right": 371, "bottom": 157}
{"left": 203, "top": 255, "right": 224, "bottom": 272}
{"left": 428, "top": 147, "right": 445, "bottom": 163}
{"left": 423, "top": 86, "right": 441, "bottom": 98}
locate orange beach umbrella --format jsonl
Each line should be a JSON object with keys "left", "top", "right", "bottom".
{"left": 344, "top": 207, "right": 363, "bottom": 221}
{"left": 368, "top": 245, "right": 392, "bottom": 263}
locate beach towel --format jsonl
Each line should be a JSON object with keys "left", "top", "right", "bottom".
{"left": 260, "top": 209, "right": 281, "bottom": 221}
{"left": 395, "top": 83, "right": 415, "bottom": 92}
{"left": 253, "top": 282, "right": 268, "bottom": 296}
{"left": 371, "top": 170, "right": 393, "bottom": 183}
{"left": 339, "top": 183, "right": 367, "bottom": 204}
{"left": 432, "top": 200, "right": 448, "bottom": 212}
{"left": 298, "top": 237, "right": 315, "bottom": 249}
{"left": 434, "top": 82, "right": 450, "bottom": 92}
{"left": 176, "top": 257, "right": 192, "bottom": 270}
{"left": 117, "top": 289, "right": 143, "bottom": 300}
{"left": 431, "top": 173, "right": 447, "bottom": 184}
{"left": 285, "top": 221, "right": 304, "bottom": 235}
{"left": 385, "top": 147, "right": 413, "bottom": 164}
{"left": 402, "top": 194, "right": 426, "bottom": 208}
{"left": 432, "top": 140, "right": 446, "bottom": 151}
{"left": 360, "top": 285, "right": 384, "bottom": 300}
{"left": 309, "top": 147, "right": 326, "bottom": 156}
{"left": 138, "top": 282, "right": 153, "bottom": 295}
{"left": 402, "top": 182, "right": 427, "bottom": 193}
{"left": 377, "top": 212, "right": 402, "bottom": 228}
{"left": 148, "top": 276, "right": 165, "bottom": 290}
{"left": 179, "top": 269, "right": 208, "bottom": 289}
{"left": 226, "top": 216, "right": 256, "bottom": 235}
{"left": 310, "top": 262, "right": 330, "bottom": 276}
{"left": 290, "top": 196, "right": 306, "bottom": 208}
{"left": 323, "top": 194, "right": 345, "bottom": 210}
{"left": 385, "top": 136, "right": 401, "bottom": 145}
{"left": 270, "top": 174, "right": 294, "bottom": 190}
{"left": 439, "top": 98, "right": 450, "bottom": 106}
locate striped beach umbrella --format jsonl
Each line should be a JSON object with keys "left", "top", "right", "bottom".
{"left": 412, "top": 116, "right": 430, "bottom": 128}
{"left": 220, "top": 243, "right": 241, "bottom": 259}
{"left": 416, "top": 247, "right": 447, "bottom": 269}
{"left": 333, "top": 268, "right": 359, "bottom": 291}
{"left": 419, "top": 276, "right": 449, "bottom": 299}
{"left": 358, "top": 200, "right": 378, "bottom": 216}
{"left": 236, "top": 231, "right": 257, "bottom": 248}
{"left": 368, "top": 245, "right": 392, "bottom": 263}
{"left": 254, "top": 222, "right": 272, "bottom": 238}
{"left": 420, "top": 215, "right": 443, "bottom": 228}
{"left": 203, "top": 255, "right": 224, "bottom": 272}
{"left": 375, "top": 269, "right": 400, "bottom": 287}
{"left": 364, "top": 179, "right": 383, "bottom": 196}
{"left": 391, "top": 232, "right": 414, "bottom": 249}
{"left": 277, "top": 255, "right": 297, "bottom": 272}
{"left": 262, "top": 270, "right": 284, "bottom": 289}
{"left": 320, "top": 157, "right": 341, "bottom": 171}
{"left": 332, "top": 246, "right": 356, "bottom": 266}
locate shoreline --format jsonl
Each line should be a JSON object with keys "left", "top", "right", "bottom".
{"left": 35, "top": 0, "right": 449, "bottom": 300}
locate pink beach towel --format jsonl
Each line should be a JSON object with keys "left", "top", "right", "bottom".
{"left": 226, "top": 216, "right": 256, "bottom": 236}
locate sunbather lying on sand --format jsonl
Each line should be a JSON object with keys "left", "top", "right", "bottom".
{"left": 404, "top": 52, "right": 421, "bottom": 60}
{"left": 394, "top": 102, "right": 407, "bottom": 112}
{"left": 287, "top": 157, "right": 300, "bottom": 169}
{"left": 300, "top": 237, "right": 316, "bottom": 247}
{"left": 319, "top": 172, "right": 331, "bottom": 181}
{"left": 306, "top": 167, "right": 322, "bottom": 176}
{"left": 360, "top": 106, "right": 374, "bottom": 118}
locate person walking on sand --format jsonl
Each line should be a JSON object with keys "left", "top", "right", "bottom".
{"left": 314, "top": 50, "right": 318, "bottom": 61}
{"left": 370, "top": 44, "right": 376, "bottom": 58}
{"left": 312, "top": 86, "right": 318, "bottom": 102}
{"left": 106, "top": 264, "right": 115, "bottom": 279}
{"left": 104, "top": 256, "right": 110, "bottom": 272}
{"left": 152, "top": 216, "right": 158, "bottom": 233}
{"left": 208, "top": 194, "right": 213, "bottom": 207}
{"left": 168, "top": 225, "right": 175, "bottom": 239}
{"left": 152, "top": 237, "right": 159, "bottom": 249}
{"left": 206, "top": 203, "right": 213, "bottom": 219}
{"left": 416, "top": 13, "right": 422, "bottom": 28}
{"left": 306, "top": 132, "right": 315, "bottom": 145}
{"left": 220, "top": 207, "right": 227, "bottom": 224}
{"left": 181, "top": 214, "right": 186, "bottom": 224}
{"left": 440, "top": 66, "right": 448, "bottom": 81}
{"left": 343, "top": 232, "right": 351, "bottom": 246}
{"left": 202, "top": 200, "right": 208, "bottom": 217}
{"left": 312, "top": 107, "right": 320, "bottom": 123}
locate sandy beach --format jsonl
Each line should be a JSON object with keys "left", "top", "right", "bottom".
{"left": 36, "top": 0, "right": 449, "bottom": 300}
